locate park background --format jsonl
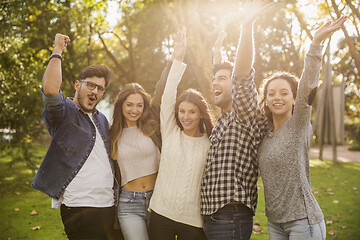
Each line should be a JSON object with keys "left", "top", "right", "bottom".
{"left": 1, "top": 0, "right": 359, "bottom": 239}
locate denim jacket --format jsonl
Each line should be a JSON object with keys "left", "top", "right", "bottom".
{"left": 32, "top": 89, "right": 119, "bottom": 205}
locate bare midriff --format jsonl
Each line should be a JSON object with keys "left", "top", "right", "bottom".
{"left": 122, "top": 173, "right": 157, "bottom": 192}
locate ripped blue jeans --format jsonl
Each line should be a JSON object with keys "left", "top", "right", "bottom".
{"left": 267, "top": 218, "right": 326, "bottom": 240}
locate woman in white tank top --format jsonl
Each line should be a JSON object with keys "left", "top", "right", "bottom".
{"left": 110, "top": 59, "right": 172, "bottom": 239}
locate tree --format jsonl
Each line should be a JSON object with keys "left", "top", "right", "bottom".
{"left": 0, "top": 0, "right": 110, "bottom": 169}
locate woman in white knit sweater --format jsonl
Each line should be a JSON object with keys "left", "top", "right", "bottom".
{"left": 149, "top": 27, "right": 214, "bottom": 240}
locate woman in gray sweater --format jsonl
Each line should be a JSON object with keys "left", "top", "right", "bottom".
{"left": 257, "top": 16, "right": 346, "bottom": 239}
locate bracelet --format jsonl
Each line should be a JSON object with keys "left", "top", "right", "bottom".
{"left": 49, "top": 53, "right": 62, "bottom": 61}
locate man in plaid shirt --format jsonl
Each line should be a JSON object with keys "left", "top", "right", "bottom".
{"left": 200, "top": 1, "right": 272, "bottom": 239}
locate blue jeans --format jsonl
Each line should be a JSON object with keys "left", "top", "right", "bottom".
{"left": 268, "top": 218, "right": 326, "bottom": 240}
{"left": 203, "top": 203, "right": 254, "bottom": 240}
{"left": 118, "top": 188, "right": 153, "bottom": 240}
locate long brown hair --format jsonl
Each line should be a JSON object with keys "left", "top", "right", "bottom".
{"left": 110, "top": 83, "right": 157, "bottom": 160}
{"left": 174, "top": 88, "right": 214, "bottom": 137}
{"left": 259, "top": 72, "right": 299, "bottom": 122}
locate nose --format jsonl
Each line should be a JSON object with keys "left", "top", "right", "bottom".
{"left": 92, "top": 86, "right": 99, "bottom": 94}
{"left": 183, "top": 112, "right": 189, "bottom": 119}
{"left": 212, "top": 79, "right": 218, "bottom": 87}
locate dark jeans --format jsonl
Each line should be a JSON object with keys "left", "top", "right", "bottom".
{"left": 60, "top": 204, "right": 121, "bottom": 240}
{"left": 203, "top": 203, "right": 253, "bottom": 240}
{"left": 149, "top": 211, "right": 207, "bottom": 240}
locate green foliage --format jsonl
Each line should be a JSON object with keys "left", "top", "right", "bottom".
{"left": 345, "top": 122, "right": 360, "bottom": 150}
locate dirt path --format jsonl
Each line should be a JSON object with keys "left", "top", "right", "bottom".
{"left": 310, "top": 145, "right": 360, "bottom": 163}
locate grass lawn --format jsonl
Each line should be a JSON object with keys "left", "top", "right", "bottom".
{"left": 0, "top": 146, "right": 359, "bottom": 239}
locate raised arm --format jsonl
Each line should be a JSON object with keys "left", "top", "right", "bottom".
{"left": 42, "top": 34, "right": 70, "bottom": 95}
{"left": 151, "top": 27, "right": 187, "bottom": 123}
{"left": 160, "top": 27, "right": 187, "bottom": 138}
{"left": 213, "top": 30, "right": 227, "bottom": 65}
{"left": 297, "top": 16, "right": 347, "bottom": 103}
{"left": 232, "top": 0, "right": 273, "bottom": 121}
{"left": 233, "top": 0, "right": 273, "bottom": 78}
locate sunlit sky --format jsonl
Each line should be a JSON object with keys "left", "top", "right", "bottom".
{"left": 105, "top": 0, "right": 349, "bottom": 55}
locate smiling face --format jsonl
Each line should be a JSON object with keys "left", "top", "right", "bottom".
{"left": 265, "top": 78, "right": 296, "bottom": 119}
{"left": 178, "top": 101, "right": 202, "bottom": 137}
{"left": 122, "top": 93, "right": 144, "bottom": 127}
{"left": 212, "top": 69, "right": 232, "bottom": 111}
{"left": 73, "top": 76, "right": 105, "bottom": 113}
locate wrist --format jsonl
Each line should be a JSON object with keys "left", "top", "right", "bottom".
{"left": 52, "top": 47, "right": 63, "bottom": 55}
{"left": 312, "top": 40, "right": 321, "bottom": 45}
{"left": 49, "top": 53, "right": 62, "bottom": 61}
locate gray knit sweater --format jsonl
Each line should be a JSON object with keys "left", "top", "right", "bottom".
{"left": 258, "top": 44, "right": 324, "bottom": 225}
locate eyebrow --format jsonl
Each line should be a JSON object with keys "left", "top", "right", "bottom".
{"left": 268, "top": 88, "right": 290, "bottom": 91}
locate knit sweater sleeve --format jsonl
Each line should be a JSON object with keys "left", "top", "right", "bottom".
{"left": 296, "top": 44, "right": 323, "bottom": 106}
{"left": 293, "top": 44, "right": 323, "bottom": 125}
{"left": 160, "top": 60, "right": 187, "bottom": 139}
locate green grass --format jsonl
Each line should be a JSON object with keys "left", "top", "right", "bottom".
{"left": 0, "top": 147, "right": 359, "bottom": 239}
{"left": 0, "top": 146, "right": 66, "bottom": 240}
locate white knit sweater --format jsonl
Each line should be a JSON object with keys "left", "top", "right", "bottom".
{"left": 149, "top": 60, "right": 211, "bottom": 228}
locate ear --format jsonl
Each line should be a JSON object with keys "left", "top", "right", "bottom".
{"left": 74, "top": 80, "right": 81, "bottom": 91}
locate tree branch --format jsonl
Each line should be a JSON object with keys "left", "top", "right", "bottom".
{"left": 329, "top": 0, "right": 360, "bottom": 74}
{"left": 291, "top": 6, "right": 313, "bottom": 40}
{"left": 97, "top": 32, "right": 127, "bottom": 75}
{"left": 111, "top": 31, "right": 129, "bottom": 51}
{"left": 345, "top": 0, "right": 360, "bottom": 20}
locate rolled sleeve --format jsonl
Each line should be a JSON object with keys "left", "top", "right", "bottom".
{"left": 41, "top": 88, "right": 64, "bottom": 107}
{"left": 232, "top": 68, "right": 255, "bottom": 88}
{"left": 232, "top": 68, "right": 260, "bottom": 120}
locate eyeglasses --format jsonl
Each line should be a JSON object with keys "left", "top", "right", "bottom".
{"left": 80, "top": 80, "right": 106, "bottom": 93}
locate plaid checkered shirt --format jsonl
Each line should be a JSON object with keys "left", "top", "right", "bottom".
{"left": 200, "top": 69, "right": 268, "bottom": 215}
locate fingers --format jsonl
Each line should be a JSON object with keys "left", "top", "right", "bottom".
{"left": 171, "top": 26, "right": 186, "bottom": 62}
{"left": 312, "top": 16, "right": 347, "bottom": 45}
{"left": 54, "top": 34, "right": 70, "bottom": 53}
{"left": 331, "top": 16, "right": 347, "bottom": 29}
{"left": 215, "top": 30, "right": 227, "bottom": 47}
{"left": 181, "top": 26, "right": 187, "bottom": 46}
{"left": 175, "top": 26, "right": 186, "bottom": 45}
{"left": 325, "top": 16, "right": 347, "bottom": 33}
{"left": 242, "top": 0, "right": 274, "bottom": 24}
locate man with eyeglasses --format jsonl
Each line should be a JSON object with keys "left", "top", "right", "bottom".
{"left": 32, "top": 33, "right": 120, "bottom": 240}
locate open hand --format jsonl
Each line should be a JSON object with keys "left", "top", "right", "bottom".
{"left": 214, "top": 30, "right": 227, "bottom": 51}
{"left": 241, "top": 0, "right": 274, "bottom": 25}
{"left": 313, "top": 16, "right": 347, "bottom": 45}
{"left": 171, "top": 26, "right": 187, "bottom": 62}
